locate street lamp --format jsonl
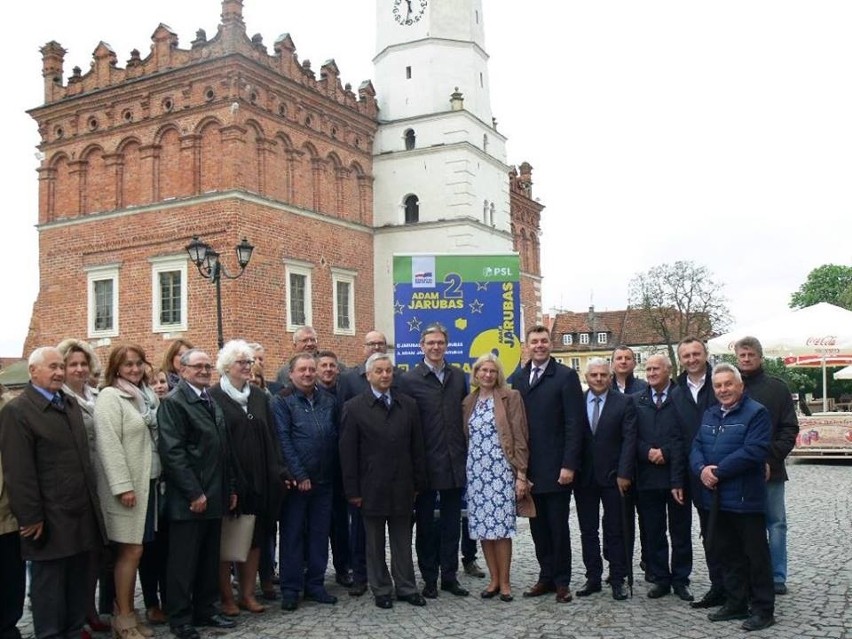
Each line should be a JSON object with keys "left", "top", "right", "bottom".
{"left": 185, "top": 235, "right": 254, "bottom": 348}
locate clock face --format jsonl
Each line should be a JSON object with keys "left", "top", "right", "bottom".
{"left": 392, "top": 0, "right": 428, "bottom": 26}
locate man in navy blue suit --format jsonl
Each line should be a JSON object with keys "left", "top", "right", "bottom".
{"left": 574, "top": 358, "right": 637, "bottom": 601}
{"left": 508, "top": 325, "right": 584, "bottom": 603}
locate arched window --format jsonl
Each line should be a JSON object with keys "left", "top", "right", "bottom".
{"left": 404, "top": 129, "right": 416, "bottom": 151}
{"left": 404, "top": 194, "right": 419, "bottom": 223}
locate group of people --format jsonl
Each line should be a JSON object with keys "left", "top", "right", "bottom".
{"left": 0, "top": 322, "right": 797, "bottom": 638}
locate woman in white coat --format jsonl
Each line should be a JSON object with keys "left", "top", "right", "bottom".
{"left": 94, "top": 344, "right": 160, "bottom": 639}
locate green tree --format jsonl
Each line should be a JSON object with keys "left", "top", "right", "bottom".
{"left": 789, "top": 264, "right": 852, "bottom": 310}
{"left": 628, "top": 261, "right": 731, "bottom": 370}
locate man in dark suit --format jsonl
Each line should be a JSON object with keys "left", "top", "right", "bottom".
{"left": 399, "top": 323, "right": 469, "bottom": 598}
{"left": 158, "top": 349, "right": 237, "bottom": 639}
{"left": 574, "top": 358, "right": 637, "bottom": 601}
{"left": 610, "top": 345, "right": 649, "bottom": 395}
{"left": 507, "top": 325, "right": 584, "bottom": 603}
{"left": 0, "top": 346, "right": 106, "bottom": 639}
{"left": 672, "top": 336, "right": 723, "bottom": 609}
{"left": 339, "top": 353, "right": 428, "bottom": 610}
{"left": 337, "top": 330, "right": 401, "bottom": 596}
{"left": 634, "top": 354, "right": 692, "bottom": 602}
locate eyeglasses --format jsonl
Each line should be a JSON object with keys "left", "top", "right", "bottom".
{"left": 365, "top": 341, "right": 387, "bottom": 349}
{"left": 235, "top": 359, "right": 255, "bottom": 367}
{"left": 297, "top": 337, "right": 318, "bottom": 344}
{"left": 424, "top": 340, "right": 446, "bottom": 347}
{"left": 186, "top": 364, "right": 214, "bottom": 372}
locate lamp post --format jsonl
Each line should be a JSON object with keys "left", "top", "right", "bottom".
{"left": 185, "top": 235, "right": 254, "bottom": 349}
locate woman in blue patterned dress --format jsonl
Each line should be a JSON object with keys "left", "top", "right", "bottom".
{"left": 462, "top": 354, "right": 530, "bottom": 601}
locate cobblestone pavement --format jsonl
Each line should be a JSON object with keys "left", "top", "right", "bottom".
{"left": 17, "top": 460, "right": 852, "bottom": 638}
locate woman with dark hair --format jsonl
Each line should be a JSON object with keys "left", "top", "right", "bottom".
{"left": 94, "top": 344, "right": 160, "bottom": 639}
{"left": 209, "top": 340, "right": 284, "bottom": 615}
{"left": 56, "top": 338, "right": 111, "bottom": 634}
{"left": 161, "top": 339, "right": 194, "bottom": 391}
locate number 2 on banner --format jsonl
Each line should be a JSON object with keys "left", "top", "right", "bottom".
{"left": 442, "top": 273, "right": 462, "bottom": 299}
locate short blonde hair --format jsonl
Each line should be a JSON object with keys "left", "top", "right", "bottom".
{"left": 471, "top": 353, "right": 506, "bottom": 388}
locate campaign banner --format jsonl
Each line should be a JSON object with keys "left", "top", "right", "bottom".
{"left": 392, "top": 254, "right": 522, "bottom": 378}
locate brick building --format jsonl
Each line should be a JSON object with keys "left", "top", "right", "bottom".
{"left": 24, "top": 0, "right": 543, "bottom": 367}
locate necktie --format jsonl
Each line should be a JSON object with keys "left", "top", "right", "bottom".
{"left": 591, "top": 396, "right": 601, "bottom": 434}
{"left": 200, "top": 389, "right": 215, "bottom": 415}
{"left": 51, "top": 393, "right": 65, "bottom": 410}
{"left": 531, "top": 367, "right": 542, "bottom": 385}
{"left": 655, "top": 392, "right": 663, "bottom": 409}
{"left": 380, "top": 394, "right": 391, "bottom": 410}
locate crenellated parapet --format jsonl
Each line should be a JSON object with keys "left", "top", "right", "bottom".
{"left": 35, "top": 0, "right": 377, "bottom": 119}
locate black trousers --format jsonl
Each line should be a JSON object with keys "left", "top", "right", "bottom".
{"left": 363, "top": 514, "right": 418, "bottom": 598}
{"left": 696, "top": 507, "right": 724, "bottom": 589}
{"left": 529, "top": 490, "right": 572, "bottom": 587}
{"left": 329, "top": 475, "right": 351, "bottom": 577}
{"left": 460, "top": 516, "right": 477, "bottom": 565}
{"left": 30, "top": 551, "right": 89, "bottom": 639}
{"left": 714, "top": 511, "right": 774, "bottom": 617}
{"left": 414, "top": 488, "right": 462, "bottom": 585}
{"left": 139, "top": 520, "right": 169, "bottom": 608}
{"left": 0, "top": 532, "right": 25, "bottom": 639}
{"left": 637, "top": 489, "right": 692, "bottom": 587}
{"left": 166, "top": 519, "right": 221, "bottom": 628}
{"left": 575, "top": 483, "right": 627, "bottom": 584}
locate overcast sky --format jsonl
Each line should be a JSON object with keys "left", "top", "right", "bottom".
{"left": 2, "top": 1, "right": 850, "bottom": 356}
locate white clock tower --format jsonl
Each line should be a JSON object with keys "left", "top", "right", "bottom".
{"left": 372, "top": 0, "right": 514, "bottom": 340}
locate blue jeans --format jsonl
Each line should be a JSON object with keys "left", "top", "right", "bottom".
{"left": 279, "top": 483, "right": 333, "bottom": 600}
{"left": 765, "top": 481, "right": 787, "bottom": 585}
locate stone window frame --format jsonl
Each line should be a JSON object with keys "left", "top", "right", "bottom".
{"left": 85, "top": 263, "right": 120, "bottom": 339}
{"left": 284, "top": 259, "right": 314, "bottom": 332}
{"left": 150, "top": 255, "right": 188, "bottom": 333}
{"left": 331, "top": 268, "right": 356, "bottom": 337}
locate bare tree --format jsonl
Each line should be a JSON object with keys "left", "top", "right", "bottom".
{"left": 628, "top": 261, "right": 731, "bottom": 369}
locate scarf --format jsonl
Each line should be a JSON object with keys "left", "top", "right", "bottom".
{"left": 114, "top": 378, "right": 161, "bottom": 478}
{"left": 220, "top": 374, "right": 251, "bottom": 413}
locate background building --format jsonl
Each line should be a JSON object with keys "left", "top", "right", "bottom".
{"left": 24, "top": 0, "right": 542, "bottom": 366}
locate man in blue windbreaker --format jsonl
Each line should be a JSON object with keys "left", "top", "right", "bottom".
{"left": 690, "top": 363, "right": 774, "bottom": 632}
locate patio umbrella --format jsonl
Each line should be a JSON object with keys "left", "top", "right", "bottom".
{"left": 834, "top": 365, "right": 852, "bottom": 381}
{"left": 708, "top": 303, "right": 852, "bottom": 412}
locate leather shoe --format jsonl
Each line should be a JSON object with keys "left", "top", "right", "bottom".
{"left": 335, "top": 572, "right": 354, "bottom": 587}
{"left": 647, "top": 584, "right": 671, "bottom": 599}
{"left": 305, "top": 591, "right": 337, "bottom": 605}
{"left": 349, "top": 582, "right": 368, "bottom": 597}
{"left": 399, "top": 593, "right": 427, "bottom": 607}
{"left": 690, "top": 587, "right": 726, "bottom": 609}
{"left": 708, "top": 604, "right": 749, "bottom": 622}
{"left": 499, "top": 593, "right": 514, "bottom": 602}
{"left": 555, "top": 586, "right": 573, "bottom": 603}
{"left": 576, "top": 581, "right": 602, "bottom": 597}
{"left": 280, "top": 599, "right": 298, "bottom": 612}
{"left": 440, "top": 581, "right": 469, "bottom": 597}
{"left": 422, "top": 583, "right": 439, "bottom": 599}
{"left": 774, "top": 583, "right": 788, "bottom": 595}
{"left": 523, "top": 581, "right": 556, "bottom": 597}
{"left": 480, "top": 588, "right": 499, "bottom": 599}
{"left": 673, "top": 584, "right": 694, "bottom": 602}
{"left": 742, "top": 614, "right": 775, "bottom": 631}
{"left": 170, "top": 624, "right": 200, "bottom": 639}
{"left": 194, "top": 614, "right": 236, "bottom": 629}
{"left": 463, "top": 561, "right": 486, "bottom": 578}
{"left": 374, "top": 595, "right": 393, "bottom": 609}
{"left": 611, "top": 583, "right": 629, "bottom": 601}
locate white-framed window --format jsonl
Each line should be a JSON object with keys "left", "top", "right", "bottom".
{"left": 86, "top": 264, "right": 120, "bottom": 338}
{"left": 571, "top": 357, "right": 580, "bottom": 370}
{"left": 331, "top": 268, "right": 356, "bottom": 336}
{"left": 562, "top": 334, "right": 573, "bottom": 346}
{"left": 284, "top": 259, "right": 313, "bottom": 331}
{"left": 579, "top": 333, "right": 590, "bottom": 345}
{"left": 150, "top": 255, "right": 188, "bottom": 333}
{"left": 597, "top": 332, "right": 608, "bottom": 345}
